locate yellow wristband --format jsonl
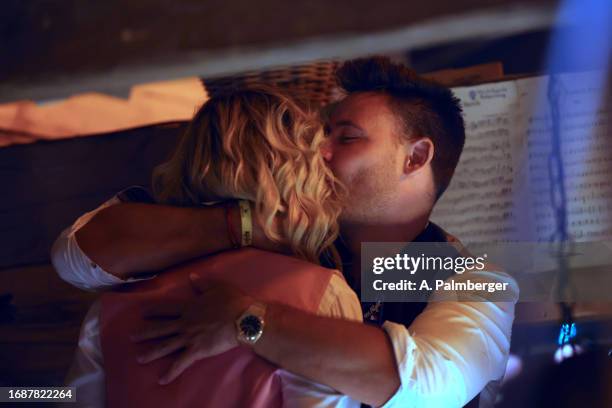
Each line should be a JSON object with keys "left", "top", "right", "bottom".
{"left": 238, "top": 200, "right": 253, "bottom": 247}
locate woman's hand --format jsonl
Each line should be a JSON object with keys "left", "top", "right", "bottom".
{"left": 131, "top": 274, "right": 254, "bottom": 384}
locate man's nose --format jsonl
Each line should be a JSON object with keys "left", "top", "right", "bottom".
{"left": 320, "top": 140, "right": 333, "bottom": 162}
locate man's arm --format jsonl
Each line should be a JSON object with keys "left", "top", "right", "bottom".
{"left": 256, "top": 273, "right": 518, "bottom": 408}
{"left": 135, "top": 271, "right": 517, "bottom": 407}
{"left": 255, "top": 271, "right": 518, "bottom": 408}
{"left": 277, "top": 273, "right": 365, "bottom": 407}
{"left": 134, "top": 279, "right": 400, "bottom": 407}
{"left": 257, "top": 304, "right": 400, "bottom": 407}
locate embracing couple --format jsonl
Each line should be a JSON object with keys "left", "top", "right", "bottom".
{"left": 52, "top": 57, "right": 518, "bottom": 408}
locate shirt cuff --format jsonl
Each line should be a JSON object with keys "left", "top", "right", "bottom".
{"left": 378, "top": 320, "right": 417, "bottom": 408}
{"left": 51, "top": 226, "right": 156, "bottom": 291}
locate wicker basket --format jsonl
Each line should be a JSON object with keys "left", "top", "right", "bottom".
{"left": 201, "top": 60, "right": 345, "bottom": 107}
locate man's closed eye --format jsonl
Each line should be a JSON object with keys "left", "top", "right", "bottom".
{"left": 340, "top": 136, "right": 360, "bottom": 144}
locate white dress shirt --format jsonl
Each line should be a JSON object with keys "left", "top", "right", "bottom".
{"left": 52, "top": 195, "right": 518, "bottom": 408}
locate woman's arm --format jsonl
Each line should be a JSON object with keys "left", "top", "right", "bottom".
{"left": 51, "top": 197, "right": 286, "bottom": 291}
{"left": 74, "top": 202, "right": 233, "bottom": 278}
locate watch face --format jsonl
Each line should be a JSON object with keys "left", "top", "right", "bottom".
{"left": 240, "top": 315, "right": 263, "bottom": 341}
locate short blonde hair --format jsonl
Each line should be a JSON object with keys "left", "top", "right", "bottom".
{"left": 152, "top": 85, "right": 344, "bottom": 266}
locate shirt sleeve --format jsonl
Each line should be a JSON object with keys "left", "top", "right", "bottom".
{"left": 64, "top": 300, "right": 105, "bottom": 408}
{"left": 317, "top": 271, "right": 364, "bottom": 322}
{"left": 380, "top": 269, "right": 519, "bottom": 408}
{"left": 50, "top": 194, "right": 156, "bottom": 292}
{"left": 278, "top": 271, "right": 363, "bottom": 408}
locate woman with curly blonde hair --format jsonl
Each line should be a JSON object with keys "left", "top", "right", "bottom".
{"left": 152, "top": 85, "right": 343, "bottom": 266}
{"left": 66, "top": 85, "right": 363, "bottom": 408}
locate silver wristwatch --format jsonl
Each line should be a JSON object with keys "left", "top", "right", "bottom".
{"left": 235, "top": 302, "right": 267, "bottom": 345}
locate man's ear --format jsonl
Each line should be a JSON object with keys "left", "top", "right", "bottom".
{"left": 403, "top": 137, "right": 434, "bottom": 176}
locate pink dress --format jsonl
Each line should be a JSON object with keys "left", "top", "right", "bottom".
{"left": 99, "top": 248, "right": 336, "bottom": 408}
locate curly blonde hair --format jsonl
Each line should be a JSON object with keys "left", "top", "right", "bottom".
{"left": 152, "top": 85, "right": 344, "bottom": 267}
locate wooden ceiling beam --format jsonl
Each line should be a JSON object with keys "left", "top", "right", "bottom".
{"left": 1, "top": 1, "right": 559, "bottom": 102}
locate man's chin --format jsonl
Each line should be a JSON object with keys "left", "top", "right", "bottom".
{"left": 338, "top": 213, "right": 355, "bottom": 226}
{"left": 339, "top": 209, "right": 369, "bottom": 226}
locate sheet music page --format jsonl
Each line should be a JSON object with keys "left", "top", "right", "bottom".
{"left": 518, "top": 71, "right": 612, "bottom": 242}
{"left": 433, "top": 72, "right": 611, "bottom": 245}
{"left": 431, "top": 81, "right": 528, "bottom": 244}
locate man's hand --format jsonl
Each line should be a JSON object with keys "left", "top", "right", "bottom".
{"left": 131, "top": 274, "right": 399, "bottom": 405}
{"left": 131, "top": 275, "right": 254, "bottom": 384}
